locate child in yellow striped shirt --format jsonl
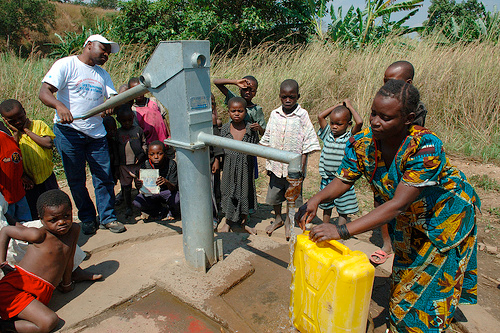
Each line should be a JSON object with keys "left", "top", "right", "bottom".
{"left": 0, "top": 99, "right": 59, "bottom": 219}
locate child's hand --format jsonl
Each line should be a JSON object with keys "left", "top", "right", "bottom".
{"left": 22, "top": 174, "right": 34, "bottom": 190}
{"left": 136, "top": 179, "right": 143, "bottom": 189}
{"left": 212, "top": 159, "right": 220, "bottom": 174}
{"left": 3, "top": 119, "right": 19, "bottom": 133}
{"left": 250, "top": 122, "right": 262, "bottom": 132}
{"left": 156, "top": 176, "right": 167, "bottom": 186}
{"left": 101, "top": 108, "right": 114, "bottom": 118}
{"left": 236, "top": 79, "right": 249, "bottom": 89}
{"left": 343, "top": 99, "right": 353, "bottom": 111}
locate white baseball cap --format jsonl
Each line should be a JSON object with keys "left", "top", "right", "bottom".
{"left": 84, "top": 34, "right": 120, "bottom": 53}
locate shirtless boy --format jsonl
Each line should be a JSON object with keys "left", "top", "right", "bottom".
{"left": 0, "top": 190, "right": 83, "bottom": 332}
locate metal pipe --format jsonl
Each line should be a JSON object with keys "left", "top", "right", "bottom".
{"left": 197, "top": 132, "right": 302, "bottom": 175}
{"left": 176, "top": 146, "right": 214, "bottom": 272}
{"left": 80, "top": 83, "right": 149, "bottom": 120}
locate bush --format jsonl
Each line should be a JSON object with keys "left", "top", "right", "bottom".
{"left": 112, "top": 0, "right": 314, "bottom": 53}
{"left": 0, "top": 0, "right": 56, "bottom": 50}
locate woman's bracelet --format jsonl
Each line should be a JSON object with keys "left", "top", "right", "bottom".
{"left": 61, "top": 281, "right": 74, "bottom": 288}
{"left": 336, "top": 223, "right": 351, "bottom": 240}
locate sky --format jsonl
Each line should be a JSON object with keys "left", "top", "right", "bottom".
{"left": 324, "top": 0, "right": 499, "bottom": 28}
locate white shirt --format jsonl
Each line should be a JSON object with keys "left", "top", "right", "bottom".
{"left": 42, "top": 55, "right": 116, "bottom": 138}
{"left": 259, "top": 105, "right": 320, "bottom": 178}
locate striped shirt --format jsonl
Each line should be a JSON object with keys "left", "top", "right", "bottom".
{"left": 318, "top": 126, "right": 352, "bottom": 178}
{"left": 318, "top": 126, "right": 358, "bottom": 213}
{"left": 19, "top": 120, "right": 55, "bottom": 185}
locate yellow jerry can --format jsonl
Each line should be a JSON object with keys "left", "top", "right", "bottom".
{"left": 290, "top": 232, "right": 375, "bottom": 333}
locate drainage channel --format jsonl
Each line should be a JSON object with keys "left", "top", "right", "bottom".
{"left": 69, "top": 287, "right": 226, "bottom": 332}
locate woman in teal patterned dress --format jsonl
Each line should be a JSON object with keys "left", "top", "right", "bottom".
{"left": 298, "top": 80, "right": 480, "bottom": 332}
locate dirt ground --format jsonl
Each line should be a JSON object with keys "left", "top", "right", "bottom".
{"left": 254, "top": 151, "right": 500, "bottom": 322}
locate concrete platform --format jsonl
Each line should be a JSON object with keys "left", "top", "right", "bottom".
{"left": 47, "top": 218, "right": 498, "bottom": 333}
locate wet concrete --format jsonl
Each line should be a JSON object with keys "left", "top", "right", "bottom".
{"left": 69, "top": 288, "right": 224, "bottom": 333}
{"left": 221, "top": 244, "right": 292, "bottom": 333}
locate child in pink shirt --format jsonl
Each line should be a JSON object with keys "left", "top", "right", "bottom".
{"left": 128, "top": 77, "right": 170, "bottom": 144}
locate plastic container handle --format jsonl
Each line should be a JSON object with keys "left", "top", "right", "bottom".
{"left": 303, "top": 231, "right": 350, "bottom": 255}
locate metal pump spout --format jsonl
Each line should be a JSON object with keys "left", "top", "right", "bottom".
{"left": 287, "top": 155, "right": 303, "bottom": 180}
{"left": 197, "top": 132, "right": 302, "bottom": 171}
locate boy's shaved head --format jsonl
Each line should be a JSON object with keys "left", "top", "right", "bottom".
{"left": 228, "top": 96, "right": 247, "bottom": 108}
{"left": 128, "top": 77, "right": 140, "bottom": 88}
{"left": 384, "top": 61, "right": 415, "bottom": 83}
{"left": 280, "top": 79, "right": 299, "bottom": 94}
{"left": 0, "top": 99, "right": 23, "bottom": 115}
{"left": 37, "top": 189, "right": 72, "bottom": 219}
{"left": 331, "top": 105, "right": 352, "bottom": 122}
{"left": 115, "top": 104, "right": 134, "bottom": 120}
{"left": 118, "top": 84, "right": 129, "bottom": 94}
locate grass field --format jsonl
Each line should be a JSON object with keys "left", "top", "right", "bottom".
{"left": 1, "top": 38, "right": 499, "bottom": 163}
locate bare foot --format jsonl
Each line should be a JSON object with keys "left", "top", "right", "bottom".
{"left": 266, "top": 215, "right": 284, "bottom": 236}
{"left": 218, "top": 221, "right": 231, "bottom": 233}
{"left": 244, "top": 225, "right": 257, "bottom": 235}
{"left": 72, "top": 267, "right": 103, "bottom": 282}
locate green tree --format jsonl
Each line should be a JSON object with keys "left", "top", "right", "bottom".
{"left": 327, "top": 0, "right": 424, "bottom": 48}
{"left": 91, "top": 0, "right": 118, "bottom": 10}
{"left": 422, "top": 0, "right": 493, "bottom": 42}
{"left": 112, "top": 0, "right": 315, "bottom": 51}
{"left": 0, "top": 0, "right": 56, "bottom": 48}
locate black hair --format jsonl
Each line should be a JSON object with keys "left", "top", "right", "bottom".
{"left": 387, "top": 61, "right": 415, "bottom": 81}
{"left": 0, "top": 99, "right": 23, "bottom": 115}
{"left": 280, "top": 79, "right": 299, "bottom": 94}
{"left": 128, "top": 77, "right": 140, "bottom": 88}
{"left": 228, "top": 96, "right": 247, "bottom": 108}
{"left": 243, "top": 75, "right": 258, "bottom": 88}
{"left": 148, "top": 140, "right": 165, "bottom": 151}
{"left": 115, "top": 104, "right": 134, "bottom": 122}
{"left": 103, "top": 115, "right": 117, "bottom": 130}
{"left": 37, "top": 189, "right": 72, "bottom": 218}
{"left": 377, "top": 79, "right": 420, "bottom": 116}
{"left": 331, "top": 105, "right": 352, "bottom": 122}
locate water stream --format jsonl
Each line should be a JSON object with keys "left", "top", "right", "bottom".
{"left": 285, "top": 176, "right": 303, "bottom": 332}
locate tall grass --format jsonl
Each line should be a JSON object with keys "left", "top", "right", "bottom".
{"left": 212, "top": 39, "right": 500, "bottom": 163}
{"left": 1, "top": 38, "right": 499, "bottom": 163}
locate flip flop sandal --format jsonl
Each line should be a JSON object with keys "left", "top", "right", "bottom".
{"left": 369, "top": 249, "right": 392, "bottom": 265}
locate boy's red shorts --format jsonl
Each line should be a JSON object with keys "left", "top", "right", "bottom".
{"left": 0, "top": 265, "right": 55, "bottom": 320}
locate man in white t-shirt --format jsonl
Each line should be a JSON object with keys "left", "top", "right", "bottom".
{"left": 39, "top": 35, "right": 126, "bottom": 235}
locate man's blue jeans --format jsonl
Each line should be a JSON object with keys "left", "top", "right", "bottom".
{"left": 54, "top": 124, "right": 116, "bottom": 225}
